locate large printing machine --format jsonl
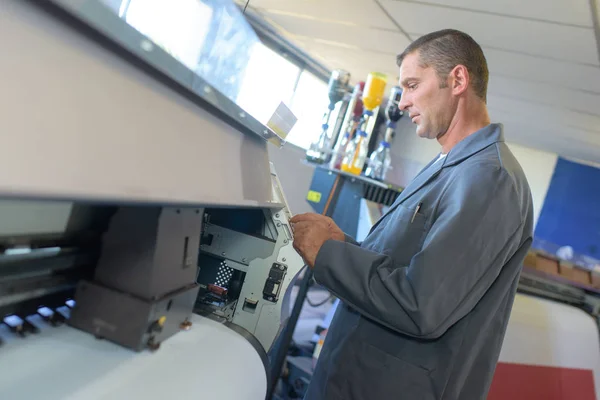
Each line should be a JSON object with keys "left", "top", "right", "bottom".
{"left": 0, "top": 1, "right": 306, "bottom": 399}
{"left": 5, "top": 2, "right": 600, "bottom": 400}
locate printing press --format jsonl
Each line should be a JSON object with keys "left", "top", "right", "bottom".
{"left": 0, "top": 1, "right": 304, "bottom": 399}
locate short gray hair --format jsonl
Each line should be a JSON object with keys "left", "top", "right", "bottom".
{"left": 397, "top": 29, "right": 489, "bottom": 101}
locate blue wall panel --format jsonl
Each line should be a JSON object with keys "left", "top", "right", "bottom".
{"left": 534, "top": 157, "right": 600, "bottom": 262}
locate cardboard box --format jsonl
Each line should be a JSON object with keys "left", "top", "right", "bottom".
{"left": 559, "top": 262, "right": 591, "bottom": 286}
{"left": 535, "top": 254, "right": 559, "bottom": 275}
{"left": 572, "top": 267, "right": 591, "bottom": 286}
{"left": 523, "top": 251, "right": 537, "bottom": 268}
{"left": 591, "top": 271, "right": 600, "bottom": 290}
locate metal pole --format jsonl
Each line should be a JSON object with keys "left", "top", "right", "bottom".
{"left": 267, "top": 265, "right": 313, "bottom": 398}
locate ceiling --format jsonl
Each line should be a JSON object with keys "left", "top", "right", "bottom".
{"left": 242, "top": 0, "right": 600, "bottom": 164}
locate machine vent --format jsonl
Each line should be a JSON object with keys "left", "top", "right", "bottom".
{"left": 215, "top": 262, "right": 234, "bottom": 287}
{"left": 362, "top": 184, "right": 401, "bottom": 206}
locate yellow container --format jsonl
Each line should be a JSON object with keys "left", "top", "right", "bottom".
{"left": 341, "top": 133, "right": 368, "bottom": 175}
{"left": 362, "top": 72, "right": 387, "bottom": 111}
{"left": 341, "top": 163, "right": 363, "bottom": 175}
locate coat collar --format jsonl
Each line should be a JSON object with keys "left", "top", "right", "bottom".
{"left": 368, "top": 124, "right": 504, "bottom": 233}
{"left": 398, "top": 123, "right": 504, "bottom": 204}
{"left": 442, "top": 123, "right": 504, "bottom": 168}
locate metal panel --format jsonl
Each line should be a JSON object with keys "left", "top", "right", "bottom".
{"left": 231, "top": 208, "right": 304, "bottom": 352}
{"left": 69, "top": 280, "right": 199, "bottom": 351}
{"left": 196, "top": 207, "right": 304, "bottom": 352}
{"left": 195, "top": 165, "right": 305, "bottom": 352}
{"left": 0, "top": 201, "right": 73, "bottom": 237}
{"left": 0, "top": 1, "right": 279, "bottom": 208}
{"left": 200, "top": 224, "right": 276, "bottom": 266}
{"left": 93, "top": 207, "right": 203, "bottom": 299}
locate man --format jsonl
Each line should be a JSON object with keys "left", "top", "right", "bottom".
{"left": 291, "top": 29, "right": 533, "bottom": 400}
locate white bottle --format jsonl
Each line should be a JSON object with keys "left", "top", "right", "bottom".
{"left": 329, "top": 131, "right": 351, "bottom": 169}
{"left": 365, "top": 141, "right": 392, "bottom": 180}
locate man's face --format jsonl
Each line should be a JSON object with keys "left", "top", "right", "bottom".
{"left": 398, "top": 52, "right": 455, "bottom": 139}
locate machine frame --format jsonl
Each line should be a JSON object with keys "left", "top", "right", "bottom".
{"left": 0, "top": 2, "right": 306, "bottom": 399}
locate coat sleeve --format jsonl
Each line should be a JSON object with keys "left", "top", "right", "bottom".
{"left": 344, "top": 233, "right": 360, "bottom": 246}
{"left": 313, "top": 164, "right": 524, "bottom": 339}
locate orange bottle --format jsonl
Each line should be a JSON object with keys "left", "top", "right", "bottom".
{"left": 341, "top": 73, "right": 387, "bottom": 175}
{"left": 362, "top": 72, "right": 387, "bottom": 112}
{"left": 341, "top": 130, "right": 369, "bottom": 175}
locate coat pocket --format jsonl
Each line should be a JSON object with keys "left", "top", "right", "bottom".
{"left": 364, "top": 204, "right": 427, "bottom": 265}
{"left": 326, "top": 340, "right": 436, "bottom": 400}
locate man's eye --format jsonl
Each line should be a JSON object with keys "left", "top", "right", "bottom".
{"left": 408, "top": 84, "right": 418, "bottom": 90}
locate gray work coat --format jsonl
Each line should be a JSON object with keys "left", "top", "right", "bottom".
{"left": 306, "top": 124, "right": 534, "bottom": 400}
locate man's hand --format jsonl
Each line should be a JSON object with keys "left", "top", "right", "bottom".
{"left": 290, "top": 213, "right": 345, "bottom": 268}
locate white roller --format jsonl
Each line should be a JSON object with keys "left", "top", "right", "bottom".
{"left": 0, "top": 314, "right": 267, "bottom": 400}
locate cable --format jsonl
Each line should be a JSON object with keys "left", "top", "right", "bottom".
{"left": 306, "top": 293, "right": 333, "bottom": 307}
{"left": 243, "top": 0, "right": 250, "bottom": 13}
{"left": 303, "top": 276, "right": 334, "bottom": 307}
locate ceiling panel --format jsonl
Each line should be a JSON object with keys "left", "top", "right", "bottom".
{"left": 487, "top": 95, "right": 600, "bottom": 134}
{"left": 490, "top": 114, "right": 600, "bottom": 149}
{"left": 381, "top": 1, "right": 599, "bottom": 65}
{"left": 488, "top": 76, "right": 600, "bottom": 116}
{"left": 262, "top": 11, "right": 411, "bottom": 56}
{"left": 489, "top": 114, "right": 583, "bottom": 143}
{"left": 248, "top": 0, "right": 398, "bottom": 30}
{"left": 497, "top": 119, "right": 600, "bottom": 164}
{"left": 484, "top": 48, "right": 600, "bottom": 94}
{"left": 493, "top": 118, "right": 600, "bottom": 150}
{"left": 297, "top": 41, "right": 399, "bottom": 83}
{"left": 387, "top": 0, "right": 593, "bottom": 27}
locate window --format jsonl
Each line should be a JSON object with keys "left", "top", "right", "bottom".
{"left": 236, "top": 45, "right": 340, "bottom": 151}
{"left": 120, "top": 0, "right": 262, "bottom": 102}
{"left": 119, "top": 0, "right": 335, "bottom": 150}
{"left": 236, "top": 44, "right": 300, "bottom": 125}
{"left": 286, "top": 71, "right": 330, "bottom": 149}
{"left": 124, "top": 0, "right": 212, "bottom": 70}
{"left": 240, "top": 60, "right": 343, "bottom": 151}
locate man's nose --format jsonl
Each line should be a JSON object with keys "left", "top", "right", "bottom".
{"left": 398, "top": 92, "right": 410, "bottom": 111}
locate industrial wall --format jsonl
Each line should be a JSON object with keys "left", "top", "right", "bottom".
{"left": 505, "top": 143, "right": 557, "bottom": 228}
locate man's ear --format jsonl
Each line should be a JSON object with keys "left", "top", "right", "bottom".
{"left": 450, "top": 64, "right": 469, "bottom": 96}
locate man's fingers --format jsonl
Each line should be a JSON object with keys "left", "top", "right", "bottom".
{"left": 292, "top": 220, "right": 316, "bottom": 230}
{"left": 290, "top": 213, "right": 328, "bottom": 223}
{"left": 292, "top": 226, "right": 313, "bottom": 240}
{"left": 293, "top": 222, "right": 322, "bottom": 250}
{"left": 292, "top": 221, "right": 327, "bottom": 237}
{"left": 289, "top": 213, "right": 307, "bottom": 223}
